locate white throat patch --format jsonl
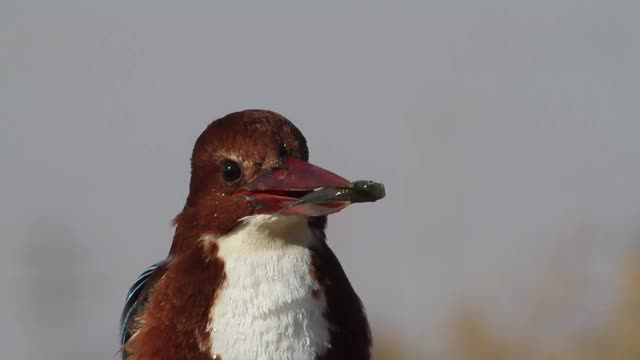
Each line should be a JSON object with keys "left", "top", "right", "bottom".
{"left": 205, "top": 215, "right": 330, "bottom": 360}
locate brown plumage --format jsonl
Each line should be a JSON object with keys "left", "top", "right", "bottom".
{"left": 121, "top": 110, "right": 371, "bottom": 360}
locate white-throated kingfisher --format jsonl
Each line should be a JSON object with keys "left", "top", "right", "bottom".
{"left": 120, "top": 110, "right": 375, "bottom": 360}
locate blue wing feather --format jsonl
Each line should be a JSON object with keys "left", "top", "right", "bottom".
{"left": 119, "top": 262, "right": 161, "bottom": 351}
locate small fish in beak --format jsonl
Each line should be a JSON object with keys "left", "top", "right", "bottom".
{"left": 235, "top": 156, "right": 385, "bottom": 217}
{"left": 278, "top": 180, "right": 386, "bottom": 217}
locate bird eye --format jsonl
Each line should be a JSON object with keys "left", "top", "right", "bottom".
{"left": 221, "top": 160, "right": 242, "bottom": 182}
{"left": 278, "top": 143, "right": 288, "bottom": 158}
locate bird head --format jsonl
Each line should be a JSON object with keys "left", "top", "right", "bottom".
{"left": 172, "top": 110, "right": 353, "bottom": 251}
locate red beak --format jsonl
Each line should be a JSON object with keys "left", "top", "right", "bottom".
{"left": 234, "top": 157, "right": 352, "bottom": 216}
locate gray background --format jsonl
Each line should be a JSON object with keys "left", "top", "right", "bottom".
{"left": 2, "top": 1, "right": 640, "bottom": 359}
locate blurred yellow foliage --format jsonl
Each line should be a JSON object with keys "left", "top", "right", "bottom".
{"left": 446, "top": 255, "right": 640, "bottom": 360}
{"left": 372, "top": 254, "right": 640, "bottom": 360}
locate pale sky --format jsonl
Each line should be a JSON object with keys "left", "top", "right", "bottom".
{"left": 2, "top": 1, "right": 640, "bottom": 358}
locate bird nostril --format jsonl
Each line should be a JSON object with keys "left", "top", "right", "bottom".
{"left": 274, "top": 160, "right": 287, "bottom": 169}
{"left": 269, "top": 157, "right": 288, "bottom": 170}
